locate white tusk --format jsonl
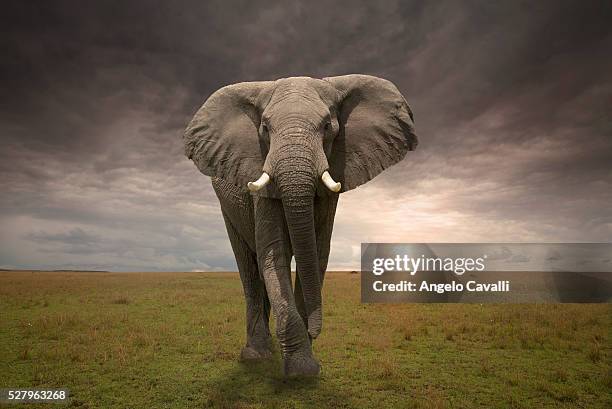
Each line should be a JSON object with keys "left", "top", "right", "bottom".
{"left": 321, "top": 171, "right": 341, "bottom": 193}
{"left": 247, "top": 172, "right": 270, "bottom": 192}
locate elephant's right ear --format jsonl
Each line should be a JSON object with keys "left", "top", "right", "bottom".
{"left": 323, "top": 75, "right": 417, "bottom": 193}
{"left": 184, "top": 81, "right": 273, "bottom": 188}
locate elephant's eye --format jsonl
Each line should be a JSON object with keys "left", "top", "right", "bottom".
{"left": 324, "top": 122, "right": 331, "bottom": 131}
{"left": 261, "top": 124, "right": 268, "bottom": 134}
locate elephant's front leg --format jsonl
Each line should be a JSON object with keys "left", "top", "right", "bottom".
{"left": 254, "top": 197, "right": 320, "bottom": 376}
{"left": 221, "top": 212, "right": 271, "bottom": 360}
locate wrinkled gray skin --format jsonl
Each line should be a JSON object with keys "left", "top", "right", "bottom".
{"left": 184, "top": 75, "right": 417, "bottom": 376}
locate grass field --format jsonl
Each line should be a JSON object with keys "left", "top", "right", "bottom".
{"left": 1, "top": 271, "right": 610, "bottom": 408}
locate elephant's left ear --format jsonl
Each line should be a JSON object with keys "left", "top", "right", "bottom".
{"left": 183, "top": 81, "right": 273, "bottom": 189}
{"left": 323, "top": 74, "right": 417, "bottom": 192}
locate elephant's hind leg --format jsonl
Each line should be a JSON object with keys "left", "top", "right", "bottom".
{"left": 221, "top": 212, "right": 272, "bottom": 360}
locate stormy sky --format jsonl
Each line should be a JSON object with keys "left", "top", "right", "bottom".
{"left": 1, "top": 0, "right": 611, "bottom": 271}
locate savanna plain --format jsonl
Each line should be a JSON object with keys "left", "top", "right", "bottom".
{"left": 1, "top": 271, "right": 610, "bottom": 408}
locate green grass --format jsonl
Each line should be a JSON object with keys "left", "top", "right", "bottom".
{"left": 0, "top": 271, "right": 610, "bottom": 408}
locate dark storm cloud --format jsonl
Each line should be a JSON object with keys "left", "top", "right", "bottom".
{"left": 1, "top": 0, "right": 611, "bottom": 271}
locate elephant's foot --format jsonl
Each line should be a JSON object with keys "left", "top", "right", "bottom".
{"left": 240, "top": 344, "right": 272, "bottom": 361}
{"left": 283, "top": 349, "right": 320, "bottom": 377}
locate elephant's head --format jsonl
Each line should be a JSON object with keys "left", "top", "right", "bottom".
{"left": 184, "top": 75, "right": 417, "bottom": 338}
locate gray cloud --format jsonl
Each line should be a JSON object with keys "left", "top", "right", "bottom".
{"left": 1, "top": 0, "right": 611, "bottom": 271}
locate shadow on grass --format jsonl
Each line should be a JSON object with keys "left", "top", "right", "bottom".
{"left": 203, "top": 350, "right": 357, "bottom": 408}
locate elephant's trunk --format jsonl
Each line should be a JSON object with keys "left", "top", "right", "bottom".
{"left": 268, "top": 137, "right": 327, "bottom": 339}
{"left": 283, "top": 196, "right": 321, "bottom": 339}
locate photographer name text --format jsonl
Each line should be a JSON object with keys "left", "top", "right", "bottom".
{"left": 373, "top": 280, "right": 510, "bottom": 293}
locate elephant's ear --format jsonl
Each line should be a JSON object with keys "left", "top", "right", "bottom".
{"left": 184, "top": 81, "right": 273, "bottom": 189}
{"left": 323, "top": 74, "right": 417, "bottom": 192}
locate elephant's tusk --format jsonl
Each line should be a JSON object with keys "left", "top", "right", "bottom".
{"left": 321, "top": 171, "right": 341, "bottom": 193}
{"left": 247, "top": 172, "right": 270, "bottom": 192}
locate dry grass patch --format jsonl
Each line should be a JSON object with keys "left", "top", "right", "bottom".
{"left": 0, "top": 271, "right": 610, "bottom": 409}
{"left": 112, "top": 295, "right": 130, "bottom": 305}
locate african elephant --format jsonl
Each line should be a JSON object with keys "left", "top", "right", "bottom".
{"left": 183, "top": 75, "right": 417, "bottom": 376}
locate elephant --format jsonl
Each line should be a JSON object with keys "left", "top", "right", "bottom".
{"left": 183, "top": 74, "right": 418, "bottom": 376}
